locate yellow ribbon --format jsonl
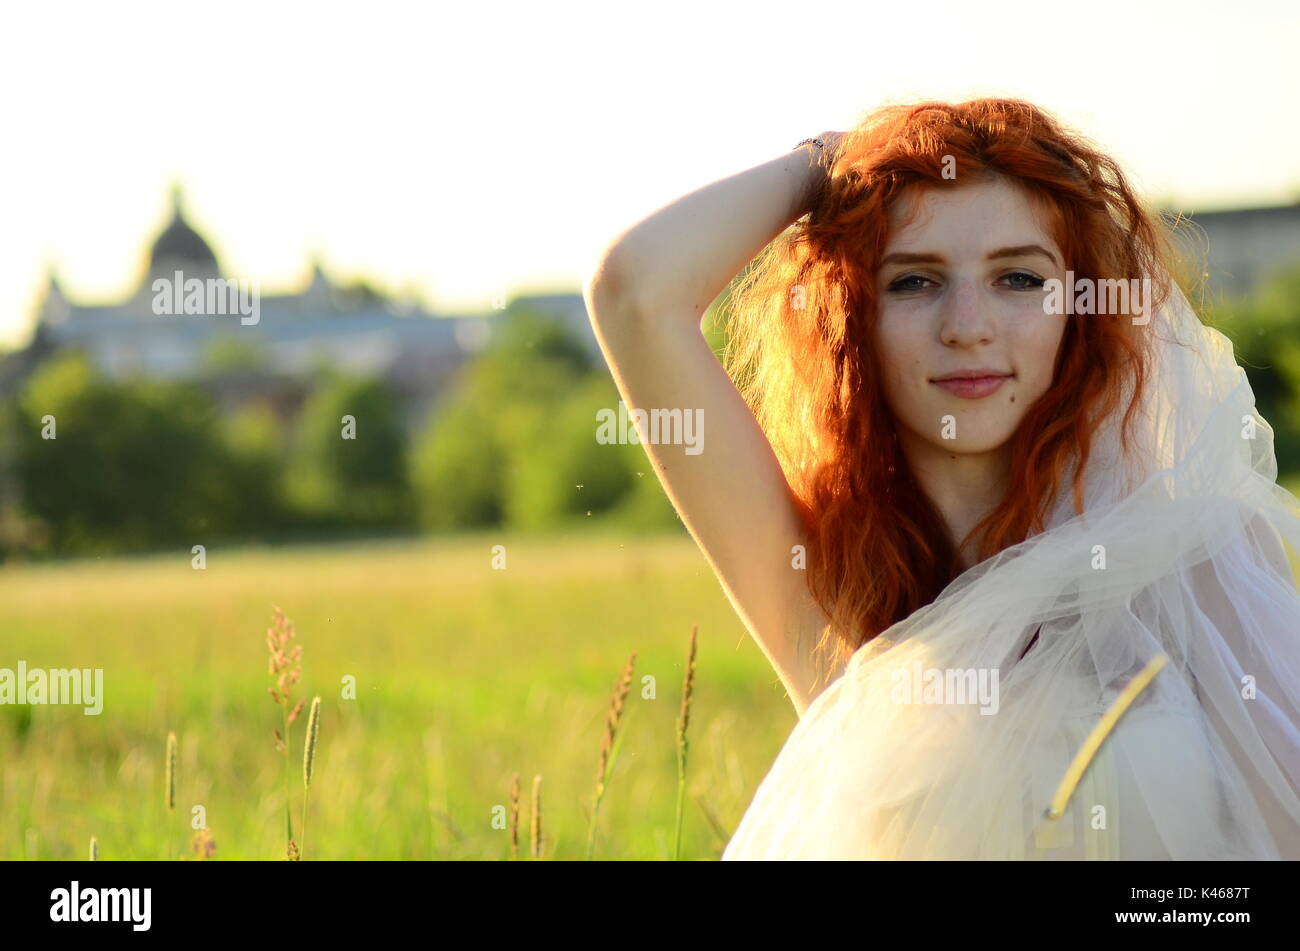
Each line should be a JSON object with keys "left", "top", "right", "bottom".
{"left": 1044, "top": 652, "right": 1169, "bottom": 820}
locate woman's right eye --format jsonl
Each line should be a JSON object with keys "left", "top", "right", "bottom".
{"left": 887, "top": 275, "right": 936, "bottom": 293}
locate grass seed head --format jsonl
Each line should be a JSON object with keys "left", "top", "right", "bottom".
{"left": 596, "top": 651, "right": 637, "bottom": 796}
{"left": 303, "top": 697, "right": 321, "bottom": 788}
{"left": 530, "top": 775, "right": 543, "bottom": 859}
{"left": 165, "top": 731, "right": 177, "bottom": 812}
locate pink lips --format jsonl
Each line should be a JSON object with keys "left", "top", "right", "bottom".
{"left": 931, "top": 375, "right": 1012, "bottom": 399}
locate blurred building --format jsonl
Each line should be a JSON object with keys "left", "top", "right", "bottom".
{"left": 17, "top": 188, "right": 1295, "bottom": 429}
{"left": 0, "top": 186, "right": 601, "bottom": 433}
{"left": 1169, "top": 201, "right": 1300, "bottom": 303}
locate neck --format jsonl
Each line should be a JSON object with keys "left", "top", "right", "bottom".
{"left": 896, "top": 431, "right": 1013, "bottom": 573}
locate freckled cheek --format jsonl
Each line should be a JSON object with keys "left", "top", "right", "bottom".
{"left": 874, "top": 358, "right": 919, "bottom": 419}
{"left": 877, "top": 317, "right": 934, "bottom": 395}
{"left": 1016, "top": 345, "right": 1060, "bottom": 398}
{"left": 879, "top": 316, "right": 922, "bottom": 354}
{"left": 1007, "top": 322, "right": 1066, "bottom": 390}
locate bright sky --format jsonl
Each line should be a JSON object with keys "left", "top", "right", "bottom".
{"left": 2, "top": 0, "right": 1297, "bottom": 350}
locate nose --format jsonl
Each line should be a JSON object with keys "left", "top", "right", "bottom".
{"left": 938, "top": 275, "right": 995, "bottom": 347}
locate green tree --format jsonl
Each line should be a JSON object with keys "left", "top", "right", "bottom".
{"left": 14, "top": 351, "right": 238, "bottom": 555}
{"left": 1208, "top": 263, "right": 1300, "bottom": 474}
{"left": 215, "top": 401, "right": 291, "bottom": 536}
{"left": 409, "top": 389, "right": 508, "bottom": 531}
{"left": 201, "top": 336, "right": 270, "bottom": 374}
{"left": 285, "top": 373, "right": 413, "bottom": 528}
{"left": 503, "top": 375, "right": 637, "bottom": 530}
{"left": 409, "top": 307, "right": 603, "bottom": 532}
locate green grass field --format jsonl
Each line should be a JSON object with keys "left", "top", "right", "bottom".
{"left": 0, "top": 528, "right": 801, "bottom": 860}
{"left": 7, "top": 492, "right": 1300, "bottom": 862}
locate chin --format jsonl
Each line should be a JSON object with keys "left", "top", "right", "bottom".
{"left": 922, "top": 428, "right": 1016, "bottom": 455}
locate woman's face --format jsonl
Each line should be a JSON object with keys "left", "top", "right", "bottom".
{"left": 874, "top": 175, "right": 1070, "bottom": 463}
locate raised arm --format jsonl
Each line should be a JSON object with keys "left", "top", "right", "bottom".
{"left": 582, "top": 137, "right": 841, "bottom": 715}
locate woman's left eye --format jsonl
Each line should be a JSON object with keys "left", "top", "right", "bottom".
{"left": 1001, "top": 271, "right": 1046, "bottom": 290}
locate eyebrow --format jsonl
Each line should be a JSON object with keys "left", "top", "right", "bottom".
{"left": 880, "top": 244, "right": 1060, "bottom": 267}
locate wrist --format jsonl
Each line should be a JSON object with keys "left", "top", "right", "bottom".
{"left": 791, "top": 139, "right": 828, "bottom": 210}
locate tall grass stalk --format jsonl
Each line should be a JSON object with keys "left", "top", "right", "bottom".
{"left": 674, "top": 625, "right": 698, "bottom": 860}
{"left": 509, "top": 773, "right": 520, "bottom": 860}
{"left": 266, "top": 605, "right": 304, "bottom": 859}
{"left": 281, "top": 701, "right": 293, "bottom": 852}
{"left": 302, "top": 696, "right": 321, "bottom": 860}
{"left": 165, "top": 731, "right": 176, "bottom": 859}
{"left": 424, "top": 729, "right": 452, "bottom": 856}
{"left": 530, "top": 775, "right": 543, "bottom": 860}
{"left": 165, "top": 731, "right": 176, "bottom": 813}
{"left": 587, "top": 651, "right": 636, "bottom": 860}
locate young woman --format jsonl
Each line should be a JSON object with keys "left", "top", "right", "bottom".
{"left": 582, "top": 99, "right": 1300, "bottom": 859}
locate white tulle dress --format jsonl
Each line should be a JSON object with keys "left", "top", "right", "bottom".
{"left": 722, "top": 281, "right": 1300, "bottom": 860}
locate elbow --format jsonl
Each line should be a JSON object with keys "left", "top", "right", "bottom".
{"left": 583, "top": 240, "right": 643, "bottom": 331}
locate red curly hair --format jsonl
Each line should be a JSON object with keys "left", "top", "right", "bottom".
{"left": 720, "top": 98, "right": 1196, "bottom": 689}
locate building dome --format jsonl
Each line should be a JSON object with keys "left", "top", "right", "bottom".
{"left": 147, "top": 184, "right": 219, "bottom": 277}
